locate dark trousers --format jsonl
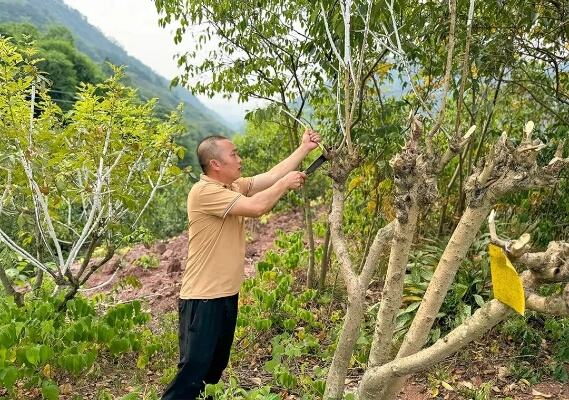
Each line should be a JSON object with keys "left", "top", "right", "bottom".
{"left": 162, "top": 294, "right": 239, "bottom": 400}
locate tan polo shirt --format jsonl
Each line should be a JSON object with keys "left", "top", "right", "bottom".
{"left": 180, "top": 174, "right": 254, "bottom": 299}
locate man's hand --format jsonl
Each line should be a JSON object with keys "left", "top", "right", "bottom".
{"left": 301, "top": 129, "right": 321, "bottom": 152}
{"left": 282, "top": 171, "right": 307, "bottom": 189}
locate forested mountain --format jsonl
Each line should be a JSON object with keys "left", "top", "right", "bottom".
{"left": 0, "top": 0, "right": 232, "bottom": 167}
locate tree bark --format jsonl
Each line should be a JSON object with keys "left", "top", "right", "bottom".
{"left": 324, "top": 291, "right": 366, "bottom": 400}
{"left": 303, "top": 188, "right": 317, "bottom": 288}
{"left": 0, "top": 263, "right": 23, "bottom": 307}
{"left": 325, "top": 178, "right": 395, "bottom": 398}
{"left": 358, "top": 300, "right": 510, "bottom": 400}
{"left": 318, "top": 223, "right": 332, "bottom": 291}
{"left": 381, "top": 203, "right": 491, "bottom": 397}
{"left": 368, "top": 197, "right": 419, "bottom": 367}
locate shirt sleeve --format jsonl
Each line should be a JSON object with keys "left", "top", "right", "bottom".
{"left": 234, "top": 177, "right": 255, "bottom": 196}
{"left": 198, "top": 183, "right": 242, "bottom": 218}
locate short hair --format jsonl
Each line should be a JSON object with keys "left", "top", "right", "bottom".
{"left": 196, "top": 135, "right": 228, "bottom": 173}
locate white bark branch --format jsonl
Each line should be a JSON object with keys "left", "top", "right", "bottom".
{"left": 63, "top": 127, "right": 112, "bottom": 274}
{"left": 19, "top": 153, "right": 66, "bottom": 268}
{"left": 320, "top": 2, "right": 346, "bottom": 68}
{"left": 131, "top": 150, "right": 171, "bottom": 228}
{"left": 0, "top": 227, "right": 56, "bottom": 279}
{"left": 426, "top": 0, "right": 457, "bottom": 138}
{"left": 329, "top": 185, "right": 357, "bottom": 290}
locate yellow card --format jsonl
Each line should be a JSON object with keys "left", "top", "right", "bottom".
{"left": 489, "top": 244, "right": 525, "bottom": 315}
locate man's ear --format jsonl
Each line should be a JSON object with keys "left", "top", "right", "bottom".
{"left": 209, "top": 159, "right": 221, "bottom": 171}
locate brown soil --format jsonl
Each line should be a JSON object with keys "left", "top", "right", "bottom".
{"left": 85, "top": 208, "right": 308, "bottom": 315}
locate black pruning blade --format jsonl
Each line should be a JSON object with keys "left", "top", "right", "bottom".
{"left": 304, "top": 153, "right": 329, "bottom": 175}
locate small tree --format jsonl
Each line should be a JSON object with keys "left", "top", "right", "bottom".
{"left": 0, "top": 37, "right": 184, "bottom": 308}
{"left": 154, "top": 0, "right": 333, "bottom": 288}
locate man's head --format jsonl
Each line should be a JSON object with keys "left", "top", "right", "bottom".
{"left": 197, "top": 135, "right": 242, "bottom": 183}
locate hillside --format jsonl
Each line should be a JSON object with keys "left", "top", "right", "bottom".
{"left": 0, "top": 0, "right": 233, "bottom": 153}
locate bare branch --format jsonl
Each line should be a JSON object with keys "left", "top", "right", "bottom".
{"left": 19, "top": 153, "right": 66, "bottom": 268}
{"left": 132, "top": 150, "right": 172, "bottom": 228}
{"left": 63, "top": 126, "right": 113, "bottom": 274}
{"left": 320, "top": 2, "right": 346, "bottom": 68}
{"left": 427, "top": 0, "right": 457, "bottom": 138}
{"left": 349, "top": 0, "right": 373, "bottom": 125}
{"left": 526, "top": 284, "right": 569, "bottom": 316}
{"left": 0, "top": 227, "right": 57, "bottom": 280}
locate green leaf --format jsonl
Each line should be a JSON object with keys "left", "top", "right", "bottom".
{"left": 253, "top": 318, "right": 272, "bottom": 331}
{"left": 0, "top": 325, "right": 17, "bottom": 348}
{"left": 94, "top": 324, "right": 115, "bottom": 343}
{"left": 109, "top": 337, "right": 130, "bottom": 355}
{"left": 454, "top": 283, "right": 469, "bottom": 300}
{"left": 42, "top": 380, "right": 59, "bottom": 400}
{"left": 136, "top": 354, "right": 148, "bottom": 369}
{"left": 282, "top": 319, "right": 296, "bottom": 331}
{"left": 25, "top": 345, "right": 41, "bottom": 366}
{"left": 474, "top": 294, "right": 485, "bottom": 307}
{"left": 0, "top": 366, "right": 18, "bottom": 388}
{"left": 39, "top": 345, "right": 53, "bottom": 364}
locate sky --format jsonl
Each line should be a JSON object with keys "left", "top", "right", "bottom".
{"left": 62, "top": 0, "right": 265, "bottom": 130}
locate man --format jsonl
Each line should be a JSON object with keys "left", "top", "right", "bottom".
{"left": 162, "top": 129, "right": 321, "bottom": 399}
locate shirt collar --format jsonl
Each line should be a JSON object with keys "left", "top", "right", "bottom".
{"left": 200, "top": 174, "right": 233, "bottom": 189}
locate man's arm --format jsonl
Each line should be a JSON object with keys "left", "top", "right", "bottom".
{"left": 249, "top": 130, "right": 320, "bottom": 195}
{"left": 229, "top": 171, "right": 306, "bottom": 218}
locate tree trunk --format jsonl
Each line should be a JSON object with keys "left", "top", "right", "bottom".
{"left": 368, "top": 199, "right": 419, "bottom": 367}
{"left": 0, "top": 263, "right": 23, "bottom": 307}
{"left": 318, "top": 223, "right": 332, "bottom": 291}
{"left": 303, "top": 187, "right": 317, "bottom": 288}
{"left": 324, "top": 292, "right": 366, "bottom": 399}
{"left": 325, "top": 180, "right": 394, "bottom": 399}
{"left": 381, "top": 203, "right": 491, "bottom": 397}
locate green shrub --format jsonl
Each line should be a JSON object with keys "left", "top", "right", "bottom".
{"left": 0, "top": 290, "right": 159, "bottom": 397}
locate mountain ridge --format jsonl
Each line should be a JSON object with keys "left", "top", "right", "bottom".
{"left": 0, "top": 0, "right": 235, "bottom": 139}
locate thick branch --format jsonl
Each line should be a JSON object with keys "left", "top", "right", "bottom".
{"left": 0, "top": 227, "right": 59, "bottom": 282}
{"left": 329, "top": 184, "right": 357, "bottom": 291}
{"left": 526, "top": 284, "right": 569, "bottom": 316}
{"left": 359, "top": 220, "right": 395, "bottom": 288}
{"left": 358, "top": 300, "right": 510, "bottom": 400}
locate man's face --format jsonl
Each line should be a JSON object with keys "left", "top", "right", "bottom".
{"left": 213, "top": 139, "right": 242, "bottom": 181}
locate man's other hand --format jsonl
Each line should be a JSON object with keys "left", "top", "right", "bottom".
{"left": 282, "top": 171, "right": 307, "bottom": 189}
{"left": 301, "top": 129, "right": 321, "bottom": 151}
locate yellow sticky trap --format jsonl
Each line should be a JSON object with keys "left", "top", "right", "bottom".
{"left": 489, "top": 244, "right": 525, "bottom": 315}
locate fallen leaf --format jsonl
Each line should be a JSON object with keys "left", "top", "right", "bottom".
{"left": 41, "top": 364, "right": 52, "bottom": 379}
{"left": 441, "top": 381, "right": 454, "bottom": 391}
{"left": 532, "top": 389, "right": 553, "bottom": 398}
{"left": 459, "top": 381, "right": 474, "bottom": 390}
{"left": 60, "top": 383, "right": 72, "bottom": 395}
{"left": 497, "top": 366, "right": 510, "bottom": 379}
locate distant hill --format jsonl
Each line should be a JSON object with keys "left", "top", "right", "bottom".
{"left": 0, "top": 0, "right": 234, "bottom": 166}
